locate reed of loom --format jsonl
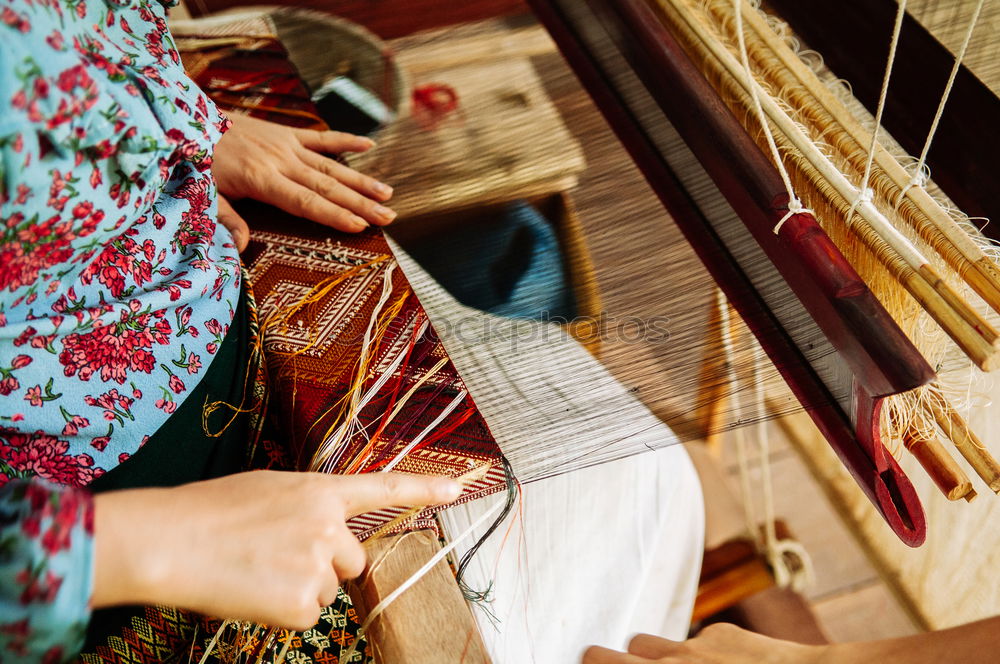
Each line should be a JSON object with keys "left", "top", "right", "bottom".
{"left": 653, "top": 0, "right": 1000, "bottom": 373}
{"left": 656, "top": 0, "right": 1000, "bottom": 495}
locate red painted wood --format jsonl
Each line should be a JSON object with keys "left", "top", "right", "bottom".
{"left": 854, "top": 385, "right": 925, "bottom": 547}
{"left": 601, "top": 0, "right": 933, "bottom": 398}
{"left": 529, "top": 0, "right": 927, "bottom": 545}
{"left": 189, "top": 0, "right": 529, "bottom": 39}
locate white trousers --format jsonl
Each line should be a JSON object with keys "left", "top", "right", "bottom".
{"left": 394, "top": 240, "right": 706, "bottom": 663}
{"left": 440, "top": 444, "right": 703, "bottom": 663}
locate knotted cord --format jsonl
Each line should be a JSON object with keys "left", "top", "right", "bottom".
{"left": 732, "top": 0, "right": 812, "bottom": 233}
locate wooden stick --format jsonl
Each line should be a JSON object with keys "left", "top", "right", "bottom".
{"left": 722, "top": 0, "right": 1000, "bottom": 317}
{"left": 350, "top": 530, "right": 492, "bottom": 664}
{"left": 925, "top": 397, "right": 1000, "bottom": 493}
{"left": 894, "top": 415, "right": 975, "bottom": 501}
{"left": 655, "top": 0, "right": 1000, "bottom": 370}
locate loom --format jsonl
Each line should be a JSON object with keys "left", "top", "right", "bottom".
{"left": 524, "top": 0, "right": 1000, "bottom": 549}
{"left": 168, "top": 0, "right": 1000, "bottom": 658}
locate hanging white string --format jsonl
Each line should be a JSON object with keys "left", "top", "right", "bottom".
{"left": 732, "top": 0, "right": 812, "bottom": 234}
{"left": 719, "top": 291, "right": 814, "bottom": 592}
{"left": 848, "top": 0, "right": 908, "bottom": 225}
{"left": 897, "top": 0, "right": 987, "bottom": 204}
{"left": 752, "top": 346, "right": 815, "bottom": 592}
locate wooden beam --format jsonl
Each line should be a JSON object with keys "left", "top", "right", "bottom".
{"left": 349, "top": 530, "right": 492, "bottom": 663}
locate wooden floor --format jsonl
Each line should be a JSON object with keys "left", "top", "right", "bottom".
{"left": 717, "top": 422, "right": 919, "bottom": 642}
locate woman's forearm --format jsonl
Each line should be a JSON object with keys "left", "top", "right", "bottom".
{"left": 827, "top": 616, "right": 1000, "bottom": 664}
{"left": 92, "top": 488, "right": 177, "bottom": 609}
{"left": 89, "top": 471, "right": 460, "bottom": 630}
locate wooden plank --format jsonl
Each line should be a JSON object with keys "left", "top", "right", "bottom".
{"left": 350, "top": 54, "right": 586, "bottom": 221}
{"left": 349, "top": 530, "right": 492, "bottom": 663}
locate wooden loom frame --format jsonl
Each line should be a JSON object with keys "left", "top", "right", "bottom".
{"left": 528, "top": 0, "right": 940, "bottom": 546}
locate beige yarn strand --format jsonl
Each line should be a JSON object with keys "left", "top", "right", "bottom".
{"left": 900, "top": 0, "right": 989, "bottom": 202}
{"left": 732, "top": 0, "right": 812, "bottom": 232}
{"left": 849, "top": 0, "right": 908, "bottom": 224}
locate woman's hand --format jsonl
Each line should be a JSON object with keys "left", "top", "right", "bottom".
{"left": 212, "top": 114, "right": 397, "bottom": 249}
{"left": 92, "top": 470, "right": 460, "bottom": 630}
{"left": 583, "top": 625, "right": 827, "bottom": 664}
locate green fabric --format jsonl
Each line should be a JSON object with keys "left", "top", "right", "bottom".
{"left": 87, "top": 291, "right": 253, "bottom": 494}
{"left": 83, "top": 289, "right": 253, "bottom": 655}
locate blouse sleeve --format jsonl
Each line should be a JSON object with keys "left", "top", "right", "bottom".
{"left": 0, "top": 479, "right": 94, "bottom": 664}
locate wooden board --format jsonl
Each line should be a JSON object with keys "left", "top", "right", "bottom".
{"left": 349, "top": 530, "right": 492, "bottom": 663}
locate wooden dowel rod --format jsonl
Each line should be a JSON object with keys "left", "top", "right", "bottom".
{"left": 656, "top": 0, "right": 1000, "bottom": 370}
{"left": 925, "top": 398, "right": 1000, "bottom": 493}
{"left": 897, "top": 420, "right": 975, "bottom": 501}
{"left": 917, "top": 264, "right": 1000, "bottom": 349}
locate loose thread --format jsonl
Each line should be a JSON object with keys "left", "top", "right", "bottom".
{"left": 455, "top": 455, "right": 519, "bottom": 602}
{"left": 381, "top": 389, "right": 469, "bottom": 472}
{"left": 341, "top": 354, "right": 447, "bottom": 474}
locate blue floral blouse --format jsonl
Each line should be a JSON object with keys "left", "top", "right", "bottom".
{"left": 0, "top": 0, "right": 241, "bottom": 659}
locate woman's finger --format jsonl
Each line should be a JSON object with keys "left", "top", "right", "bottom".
{"left": 330, "top": 528, "right": 367, "bottom": 581}
{"left": 294, "top": 128, "right": 375, "bottom": 155}
{"left": 261, "top": 176, "right": 369, "bottom": 232}
{"left": 581, "top": 646, "right": 655, "bottom": 664}
{"left": 317, "top": 567, "right": 343, "bottom": 609}
{"left": 217, "top": 194, "right": 249, "bottom": 251}
{"left": 287, "top": 167, "right": 396, "bottom": 226}
{"left": 297, "top": 147, "right": 393, "bottom": 202}
{"left": 628, "top": 634, "right": 683, "bottom": 659}
{"left": 337, "top": 473, "right": 462, "bottom": 517}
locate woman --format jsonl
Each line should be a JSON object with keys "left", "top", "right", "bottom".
{"left": 0, "top": 0, "right": 459, "bottom": 660}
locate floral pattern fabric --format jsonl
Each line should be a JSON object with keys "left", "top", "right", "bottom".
{"left": 0, "top": 0, "right": 240, "bottom": 659}
{"left": 0, "top": 480, "right": 94, "bottom": 664}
